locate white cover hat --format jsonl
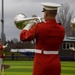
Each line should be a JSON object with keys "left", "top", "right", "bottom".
{"left": 41, "top": 2, "right": 61, "bottom": 11}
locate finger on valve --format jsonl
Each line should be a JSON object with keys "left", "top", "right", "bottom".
{"left": 23, "top": 20, "right": 37, "bottom": 30}
{"left": 29, "top": 20, "right": 37, "bottom": 27}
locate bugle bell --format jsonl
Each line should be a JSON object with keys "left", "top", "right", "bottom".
{"left": 14, "top": 14, "right": 43, "bottom": 30}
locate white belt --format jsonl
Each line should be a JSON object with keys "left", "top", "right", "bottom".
{"left": 34, "top": 49, "right": 59, "bottom": 54}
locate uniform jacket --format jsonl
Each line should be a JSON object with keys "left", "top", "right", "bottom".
{"left": 20, "top": 19, "right": 65, "bottom": 50}
{"left": 20, "top": 19, "right": 65, "bottom": 75}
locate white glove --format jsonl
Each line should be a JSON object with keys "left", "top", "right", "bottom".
{"left": 3, "top": 43, "right": 8, "bottom": 48}
{"left": 23, "top": 20, "right": 37, "bottom": 30}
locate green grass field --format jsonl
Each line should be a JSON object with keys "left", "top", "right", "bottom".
{"left": 2, "top": 61, "right": 75, "bottom": 75}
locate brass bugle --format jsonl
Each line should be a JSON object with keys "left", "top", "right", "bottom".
{"left": 14, "top": 14, "right": 43, "bottom": 30}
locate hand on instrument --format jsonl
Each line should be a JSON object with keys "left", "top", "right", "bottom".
{"left": 23, "top": 20, "right": 37, "bottom": 30}
{"left": 3, "top": 43, "right": 8, "bottom": 48}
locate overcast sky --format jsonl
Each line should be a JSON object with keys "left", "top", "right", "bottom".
{"left": 0, "top": 0, "right": 75, "bottom": 41}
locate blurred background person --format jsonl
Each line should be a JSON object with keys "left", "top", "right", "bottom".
{"left": 0, "top": 39, "right": 8, "bottom": 75}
